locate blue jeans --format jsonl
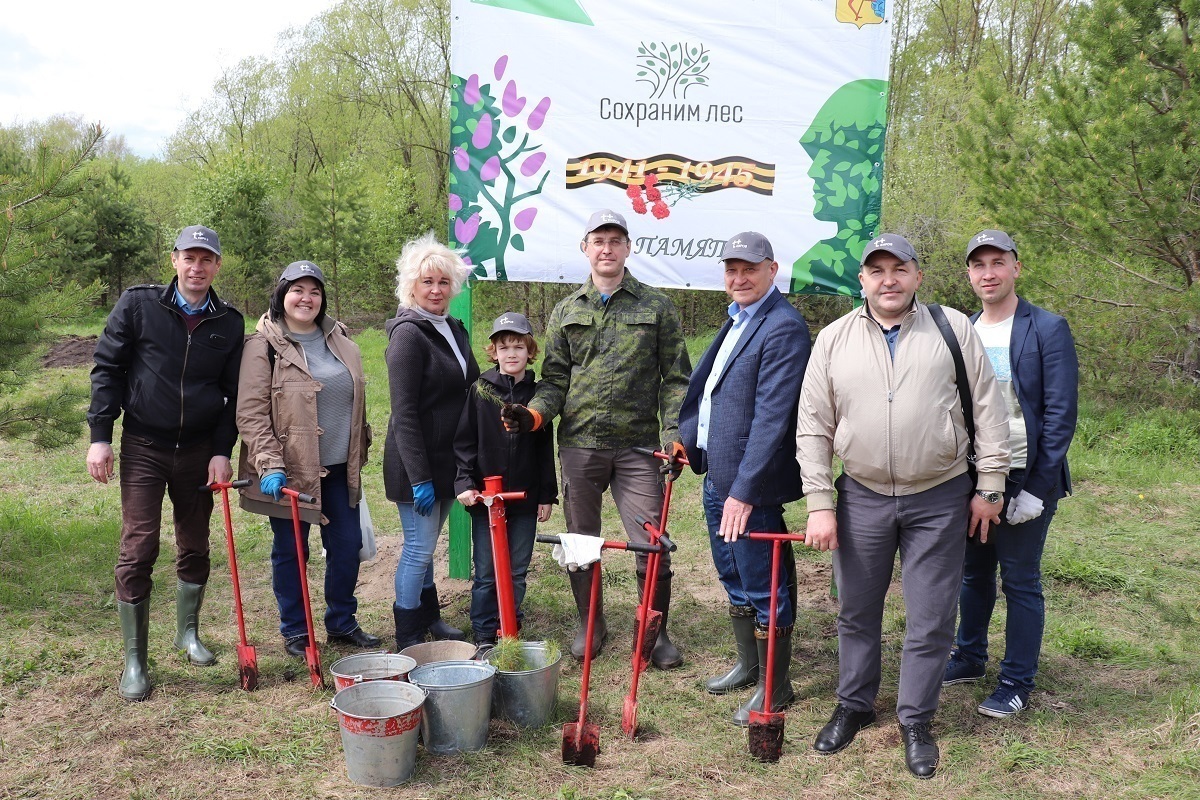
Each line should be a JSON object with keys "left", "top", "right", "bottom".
{"left": 469, "top": 509, "right": 537, "bottom": 641}
{"left": 269, "top": 463, "right": 362, "bottom": 638}
{"left": 955, "top": 471, "right": 1059, "bottom": 692}
{"left": 702, "top": 475, "right": 793, "bottom": 627}
{"left": 393, "top": 499, "right": 452, "bottom": 609}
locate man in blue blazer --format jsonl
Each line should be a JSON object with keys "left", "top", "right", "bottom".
{"left": 679, "top": 231, "right": 812, "bottom": 726}
{"left": 943, "top": 229, "right": 1079, "bottom": 718}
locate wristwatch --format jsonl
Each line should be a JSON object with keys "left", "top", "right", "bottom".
{"left": 975, "top": 490, "right": 1002, "bottom": 504}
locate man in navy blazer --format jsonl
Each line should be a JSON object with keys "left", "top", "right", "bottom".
{"left": 679, "top": 231, "right": 811, "bottom": 726}
{"left": 943, "top": 229, "right": 1078, "bottom": 718}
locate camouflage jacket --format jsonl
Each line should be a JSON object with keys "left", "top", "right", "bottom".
{"left": 529, "top": 270, "right": 692, "bottom": 449}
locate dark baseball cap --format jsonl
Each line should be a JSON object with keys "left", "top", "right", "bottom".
{"left": 861, "top": 233, "right": 918, "bottom": 266}
{"left": 173, "top": 225, "right": 221, "bottom": 256}
{"left": 584, "top": 209, "right": 629, "bottom": 237}
{"left": 278, "top": 260, "right": 326, "bottom": 286}
{"left": 719, "top": 231, "right": 774, "bottom": 263}
{"left": 965, "top": 229, "right": 1018, "bottom": 263}
{"left": 490, "top": 311, "right": 533, "bottom": 338}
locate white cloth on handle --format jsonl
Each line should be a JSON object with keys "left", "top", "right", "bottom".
{"left": 552, "top": 533, "right": 603, "bottom": 572}
{"left": 1005, "top": 490, "right": 1044, "bottom": 526}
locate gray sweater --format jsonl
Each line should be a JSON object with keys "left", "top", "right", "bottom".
{"left": 291, "top": 326, "right": 353, "bottom": 466}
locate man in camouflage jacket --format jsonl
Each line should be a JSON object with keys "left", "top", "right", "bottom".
{"left": 502, "top": 209, "right": 691, "bottom": 668}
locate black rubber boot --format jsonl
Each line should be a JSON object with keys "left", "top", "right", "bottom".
{"left": 393, "top": 604, "right": 426, "bottom": 651}
{"left": 638, "top": 571, "right": 683, "bottom": 669}
{"left": 705, "top": 605, "right": 759, "bottom": 694}
{"left": 174, "top": 581, "right": 216, "bottom": 666}
{"left": 732, "top": 624, "right": 794, "bottom": 727}
{"left": 118, "top": 598, "right": 152, "bottom": 701}
{"left": 422, "top": 586, "right": 466, "bottom": 641}
{"left": 569, "top": 569, "right": 607, "bottom": 660}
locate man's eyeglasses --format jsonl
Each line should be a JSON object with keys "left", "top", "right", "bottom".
{"left": 586, "top": 237, "right": 628, "bottom": 248}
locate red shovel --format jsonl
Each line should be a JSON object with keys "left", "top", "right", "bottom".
{"left": 201, "top": 479, "right": 257, "bottom": 691}
{"left": 281, "top": 487, "right": 324, "bottom": 689}
{"left": 479, "top": 475, "right": 527, "bottom": 640}
{"left": 623, "top": 446, "right": 687, "bottom": 739}
{"left": 745, "top": 531, "right": 806, "bottom": 762}
{"left": 536, "top": 534, "right": 667, "bottom": 767}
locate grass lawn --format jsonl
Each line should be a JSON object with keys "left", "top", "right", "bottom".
{"left": 0, "top": 326, "right": 1198, "bottom": 799}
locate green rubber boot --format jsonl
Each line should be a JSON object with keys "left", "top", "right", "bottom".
{"left": 118, "top": 598, "right": 152, "bottom": 701}
{"left": 174, "top": 581, "right": 216, "bottom": 666}
{"left": 732, "top": 624, "right": 794, "bottom": 727}
{"left": 705, "top": 606, "right": 759, "bottom": 694}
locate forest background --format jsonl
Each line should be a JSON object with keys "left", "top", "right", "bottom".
{"left": 3, "top": 0, "right": 1199, "bottom": 444}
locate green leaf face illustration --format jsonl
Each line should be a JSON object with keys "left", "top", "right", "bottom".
{"left": 792, "top": 79, "right": 888, "bottom": 296}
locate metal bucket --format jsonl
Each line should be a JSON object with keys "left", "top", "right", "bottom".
{"left": 408, "top": 660, "right": 497, "bottom": 754}
{"left": 330, "top": 652, "right": 417, "bottom": 691}
{"left": 330, "top": 680, "right": 426, "bottom": 787}
{"left": 399, "top": 640, "right": 479, "bottom": 668}
{"left": 486, "top": 641, "right": 562, "bottom": 728}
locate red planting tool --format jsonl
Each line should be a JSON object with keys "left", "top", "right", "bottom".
{"left": 744, "top": 531, "right": 805, "bottom": 763}
{"left": 201, "top": 479, "right": 257, "bottom": 691}
{"left": 281, "top": 487, "right": 324, "bottom": 689}
{"left": 479, "top": 475, "right": 527, "bottom": 640}
{"left": 625, "top": 445, "right": 688, "bottom": 739}
{"left": 536, "top": 534, "right": 668, "bottom": 767}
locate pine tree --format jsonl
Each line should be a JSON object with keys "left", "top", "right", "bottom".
{"left": 0, "top": 125, "right": 104, "bottom": 446}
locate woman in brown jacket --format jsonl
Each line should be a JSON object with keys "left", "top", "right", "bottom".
{"left": 236, "top": 261, "right": 382, "bottom": 656}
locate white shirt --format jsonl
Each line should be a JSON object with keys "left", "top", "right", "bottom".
{"left": 974, "top": 314, "right": 1027, "bottom": 470}
{"left": 697, "top": 292, "right": 771, "bottom": 451}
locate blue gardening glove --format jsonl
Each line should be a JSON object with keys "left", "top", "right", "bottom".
{"left": 412, "top": 481, "right": 436, "bottom": 517}
{"left": 260, "top": 471, "right": 286, "bottom": 501}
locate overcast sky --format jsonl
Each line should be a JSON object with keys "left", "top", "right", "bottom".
{"left": 1, "top": 1, "right": 340, "bottom": 158}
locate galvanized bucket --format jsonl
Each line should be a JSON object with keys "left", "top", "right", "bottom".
{"left": 399, "top": 640, "right": 479, "bottom": 668}
{"left": 329, "top": 652, "right": 417, "bottom": 691}
{"left": 486, "top": 641, "right": 562, "bottom": 728}
{"left": 408, "top": 660, "right": 497, "bottom": 754}
{"left": 330, "top": 680, "right": 426, "bottom": 787}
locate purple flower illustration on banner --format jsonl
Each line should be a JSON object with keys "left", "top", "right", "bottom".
{"left": 514, "top": 207, "right": 537, "bottom": 231}
{"left": 455, "top": 213, "right": 481, "bottom": 244}
{"left": 448, "top": 53, "right": 553, "bottom": 280}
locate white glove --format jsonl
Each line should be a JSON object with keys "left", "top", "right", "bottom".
{"left": 1005, "top": 490, "right": 1044, "bottom": 526}
{"left": 552, "top": 533, "right": 603, "bottom": 572}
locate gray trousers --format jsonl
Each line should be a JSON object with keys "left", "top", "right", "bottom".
{"left": 559, "top": 447, "right": 669, "bottom": 575}
{"left": 833, "top": 472, "right": 972, "bottom": 725}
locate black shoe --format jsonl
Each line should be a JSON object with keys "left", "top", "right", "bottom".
{"left": 900, "top": 722, "right": 939, "bottom": 779}
{"left": 813, "top": 703, "right": 877, "bottom": 754}
{"left": 328, "top": 628, "right": 383, "bottom": 649}
{"left": 283, "top": 635, "right": 309, "bottom": 658}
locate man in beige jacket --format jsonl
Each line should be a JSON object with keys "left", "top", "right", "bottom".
{"left": 796, "top": 233, "right": 1009, "bottom": 779}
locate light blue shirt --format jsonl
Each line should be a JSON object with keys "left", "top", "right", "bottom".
{"left": 696, "top": 290, "right": 772, "bottom": 451}
{"left": 173, "top": 286, "right": 211, "bottom": 315}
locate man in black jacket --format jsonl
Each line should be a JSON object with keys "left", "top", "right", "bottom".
{"left": 86, "top": 225, "right": 244, "bottom": 701}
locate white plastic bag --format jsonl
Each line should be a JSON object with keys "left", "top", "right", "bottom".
{"left": 359, "top": 492, "right": 377, "bottom": 562}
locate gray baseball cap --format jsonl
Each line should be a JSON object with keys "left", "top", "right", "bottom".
{"left": 966, "top": 229, "right": 1018, "bottom": 263}
{"left": 584, "top": 209, "right": 629, "bottom": 237}
{"left": 278, "top": 260, "right": 326, "bottom": 286}
{"left": 719, "top": 231, "right": 774, "bottom": 263}
{"left": 490, "top": 311, "right": 533, "bottom": 338}
{"left": 173, "top": 225, "right": 221, "bottom": 256}
{"left": 861, "top": 233, "right": 918, "bottom": 266}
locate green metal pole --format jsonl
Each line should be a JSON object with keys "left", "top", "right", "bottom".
{"left": 447, "top": 282, "right": 473, "bottom": 579}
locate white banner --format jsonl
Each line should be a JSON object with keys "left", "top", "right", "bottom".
{"left": 449, "top": 0, "right": 892, "bottom": 296}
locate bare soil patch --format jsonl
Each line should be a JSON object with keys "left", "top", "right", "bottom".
{"left": 42, "top": 335, "right": 98, "bottom": 368}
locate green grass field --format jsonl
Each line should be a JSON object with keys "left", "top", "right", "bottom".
{"left": 0, "top": 326, "right": 1198, "bottom": 799}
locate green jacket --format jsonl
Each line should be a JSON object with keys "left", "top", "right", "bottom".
{"left": 530, "top": 270, "right": 691, "bottom": 449}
